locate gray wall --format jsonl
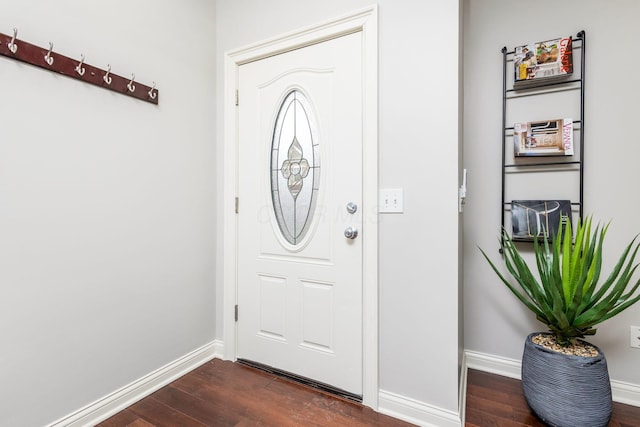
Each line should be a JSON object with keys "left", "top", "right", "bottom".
{"left": 14, "top": 0, "right": 640, "bottom": 424}
{"left": 215, "top": 0, "right": 463, "bottom": 415}
{"left": 0, "top": 1, "right": 217, "bottom": 425}
{"left": 464, "top": 0, "right": 640, "bottom": 387}
{"left": 2, "top": 1, "right": 465, "bottom": 425}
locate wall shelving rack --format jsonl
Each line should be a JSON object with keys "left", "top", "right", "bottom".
{"left": 500, "top": 31, "right": 585, "bottom": 247}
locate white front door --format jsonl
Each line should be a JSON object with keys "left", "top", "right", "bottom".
{"left": 236, "top": 32, "right": 363, "bottom": 395}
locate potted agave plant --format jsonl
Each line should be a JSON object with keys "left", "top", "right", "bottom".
{"left": 480, "top": 216, "right": 640, "bottom": 427}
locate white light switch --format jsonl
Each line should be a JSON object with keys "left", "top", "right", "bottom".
{"left": 380, "top": 188, "right": 403, "bottom": 213}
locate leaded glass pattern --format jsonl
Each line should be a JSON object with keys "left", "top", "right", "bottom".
{"left": 271, "top": 90, "right": 320, "bottom": 245}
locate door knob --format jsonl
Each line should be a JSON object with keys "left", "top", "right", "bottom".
{"left": 346, "top": 202, "right": 358, "bottom": 214}
{"left": 344, "top": 227, "right": 358, "bottom": 239}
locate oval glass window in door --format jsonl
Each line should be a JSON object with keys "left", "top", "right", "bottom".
{"left": 271, "top": 90, "right": 320, "bottom": 246}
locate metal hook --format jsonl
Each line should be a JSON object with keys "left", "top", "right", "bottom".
{"left": 103, "top": 64, "right": 112, "bottom": 85}
{"left": 75, "top": 54, "right": 85, "bottom": 76}
{"left": 148, "top": 81, "right": 157, "bottom": 100}
{"left": 127, "top": 74, "right": 136, "bottom": 93}
{"left": 8, "top": 27, "right": 18, "bottom": 54}
{"left": 44, "top": 42, "right": 54, "bottom": 65}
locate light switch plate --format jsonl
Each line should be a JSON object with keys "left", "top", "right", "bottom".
{"left": 631, "top": 326, "right": 640, "bottom": 349}
{"left": 380, "top": 189, "right": 403, "bottom": 213}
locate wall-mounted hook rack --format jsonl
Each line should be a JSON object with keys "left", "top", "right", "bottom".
{"left": 0, "top": 29, "right": 159, "bottom": 105}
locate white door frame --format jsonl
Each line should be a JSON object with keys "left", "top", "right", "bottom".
{"left": 222, "top": 6, "right": 379, "bottom": 409}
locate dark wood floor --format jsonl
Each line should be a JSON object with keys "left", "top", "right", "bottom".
{"left": 97, "top": 359, "right": 410, "bottom": 427}
{"left": 98, "top": 360, "right": 640, "bottom": 426}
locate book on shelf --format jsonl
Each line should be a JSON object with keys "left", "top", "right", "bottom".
{"left": 513, "top": 118, "right": 573, "bottom": 157}
{"left": 511, "top": 200, "right": 572, "bottom": 242}
{"left": 514, "top": 36, "right": 573, "bottom": 88}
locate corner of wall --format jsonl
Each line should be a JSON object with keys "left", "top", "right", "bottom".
{"left": 47, "top": 341, "right": 222, "bottom": 427}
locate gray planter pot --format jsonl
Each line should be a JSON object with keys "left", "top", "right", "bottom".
{"left": 522, "top": 332, "right": 612, "bottom": 427}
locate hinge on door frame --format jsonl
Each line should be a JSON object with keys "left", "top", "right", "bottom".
{"left": 235, "top": 89, "right": 239, "bottom": 106}
{"left": 235, "top": 304, "right": 239, "bottom": 322}
{"left": 235, "top": 197, "right": 239, "bottom": 214}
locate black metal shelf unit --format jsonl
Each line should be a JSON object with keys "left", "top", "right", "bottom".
{"left": 500, "top": 31, "right": 585, "bottom": 241}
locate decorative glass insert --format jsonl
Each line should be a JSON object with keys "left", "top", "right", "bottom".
{"left": 271, "top": 90, "right": 320, "bottom": 245}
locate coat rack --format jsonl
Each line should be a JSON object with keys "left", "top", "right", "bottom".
{"left": 0, "top": 28, "right": 158, "bottom": 105}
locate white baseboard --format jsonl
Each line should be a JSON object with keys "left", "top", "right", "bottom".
{"left": 48, "top": 340, "right": 224, "bottom": 427}
{"left": 212, "top": 339, "right": 225, "bottom": 358}
{"left": 458, "top": 353, "right": 468, "bottom": 426}
{"left": 611, "top": 379, "right": 640, "bottom": 407}
{"left": 464, "top": 349, "right": 521, "bottom": 380}
{"left": 378, "top": 390, "right": 462, "bottom": 427}
{"left": 463, "top": 349, "right": 640, "bottom": 408}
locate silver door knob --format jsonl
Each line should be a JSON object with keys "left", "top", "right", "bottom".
{"left": 344, "top": 227, "right": 358, "bottom": 239}
{"left": 346, "top": 202, "right": 358, "bottom": 214}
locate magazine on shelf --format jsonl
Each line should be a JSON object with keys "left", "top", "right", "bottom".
{"left": 511, "top": 200, "right": 572, "bottom": 241}
{"left": 513, "top": 118, "right": 573, "bottom": 157}
{"left": 514, "top": 36, "right": 573, "bottom": 88}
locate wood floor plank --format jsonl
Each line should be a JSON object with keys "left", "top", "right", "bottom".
{"left": 95, "top": 409, "right": 141, "bottom": 427}
{"left": 169, "top": 376, "right": 250, "bottom": 426}
{"left": 150, "top": 385, "right": 236, "bottom": 426}
{"left": 125, "top": 419, "right": 157, "bottom": 427}
{"left": 127, "top": 396, "right": 208, "bottom": 427}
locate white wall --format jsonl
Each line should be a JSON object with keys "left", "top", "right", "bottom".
{"left": 0, "top": 1, "right": 216, "bottom": 425}
{"left": 215, "top": 0, "right": 463, "bottom": 416}
{"left": 376, "top": 1, "right": 461, "bottom": 414}
{"left": 464, "top": 0, "right": 640, "bottom": 387}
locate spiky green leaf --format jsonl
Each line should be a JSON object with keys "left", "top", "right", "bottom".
{"left": 479, "top": 216, "right": 640, "bottom": 346}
